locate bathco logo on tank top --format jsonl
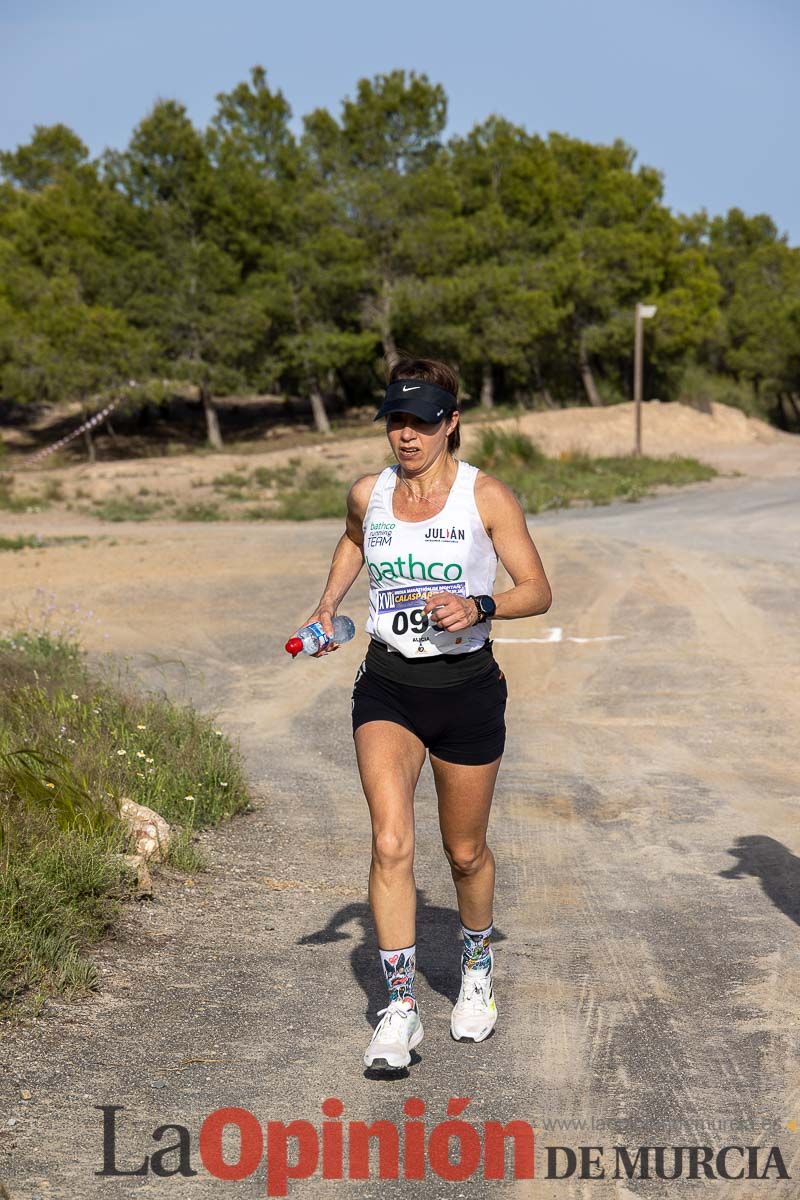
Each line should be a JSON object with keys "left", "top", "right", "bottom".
{"left": 362, "top": 460, "right": 498, "bottom": 659}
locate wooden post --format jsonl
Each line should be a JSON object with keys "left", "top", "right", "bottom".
{"left": 633, "top": 303, "right": 657, "bottom": 456}
{"left": 634, "top": 304, "right": 643, "bottom": 457}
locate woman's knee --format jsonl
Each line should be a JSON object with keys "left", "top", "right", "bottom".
{"left": 372, "top": 827, "right": 414, "bottom": 872}
{"left": 443, "top": 840, "right": 489, "bottom": 877}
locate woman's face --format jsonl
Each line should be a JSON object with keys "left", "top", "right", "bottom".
{"left": 385, "top": 410, "right": 459, "bottom": 469}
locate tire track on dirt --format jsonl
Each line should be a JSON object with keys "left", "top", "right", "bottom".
{"left": 502, "top": 520, "right": 799, "bottom": 1195}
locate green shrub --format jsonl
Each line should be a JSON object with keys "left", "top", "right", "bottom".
{"left": 212, "top": 470, "right": 250, "bottom": 489}
{"left": 173, "top": 501, "right": 225, "bottom": 521}
{"left": 0, "top": 535, "right": 42, "bottom": 552}
{"left": 0, "top": 535, "right": 90, "bottom": 553}
{"left": 270, "top": 466, "right": 345, "bottom": 520}
{"left": 472, "top": 427, "right": 716, "bottom": 512}
{"left": 679, "top": 364, "right": 763, "bottom": 419}
{"left": 0, "top": 474, "right": 47, "bottom": 513}
{"left": 41, "top": 478, "right": 64, "bottom": 502}
{"left": 251, "top": 458, "right": 302, "bottom": 489}
{"left": 470, "top": 427, "right": 548, "bottom": 470}
{"left": 0, "top": 631, "right": 250, "bottom": 1018}
{"left": 92, "top": 496, "right": 163, "bottom": 522}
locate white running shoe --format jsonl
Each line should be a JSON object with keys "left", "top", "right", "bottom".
{"left": 451, "top": 947, "right": 497, "bottom": 1042}
{"left": 363, "top": 999, "right": 424, "bottom": 1069}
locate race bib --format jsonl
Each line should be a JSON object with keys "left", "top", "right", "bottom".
{"left": 374, "top": 582, "right": 468, "bottom": 656}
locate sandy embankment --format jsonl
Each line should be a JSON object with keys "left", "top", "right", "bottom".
{"left": 1, "top": 400, "right": 797, "bottom": 523}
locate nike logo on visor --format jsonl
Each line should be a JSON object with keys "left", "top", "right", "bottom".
{"left": 402, "top": 385, "right": 421, "bottom": 392}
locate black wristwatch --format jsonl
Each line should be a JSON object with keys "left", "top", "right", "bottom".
{"left": 469, "top": 594, "right": 496, "bottom": 623}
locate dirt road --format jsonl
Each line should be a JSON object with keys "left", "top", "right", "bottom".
{"left": 1, "top": 450, "right": 799, "bottom": 1197}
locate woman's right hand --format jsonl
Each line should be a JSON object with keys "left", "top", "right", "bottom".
{"left": 302, "top": 605, "right": 339, "bottom": 657}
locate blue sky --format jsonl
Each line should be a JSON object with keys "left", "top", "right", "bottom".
{"left": 1, "top": 0, "right": 797, "bottom": 242}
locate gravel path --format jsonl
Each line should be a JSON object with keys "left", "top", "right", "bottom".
{"left": 1, "top": 446, "right": 799, "bottom": 1197}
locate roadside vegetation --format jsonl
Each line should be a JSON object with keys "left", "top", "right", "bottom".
{"left": 0, "top": 458, "right": 351, "bottom": 523}
{"left": 0, "top": 432, "right": 718, "bottom": 527}
{"left": 0, "top": 534, "right": 91, "bottom": 552}
{"left": 471, "top": 429, "right": 716, "bottom": 512}
{"left": 0, "top": 630, "right": 250, "bottom": 1020}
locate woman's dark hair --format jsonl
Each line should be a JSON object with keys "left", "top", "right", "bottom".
{"left": 387, "top": 355, "right": 461, "bottom": 453}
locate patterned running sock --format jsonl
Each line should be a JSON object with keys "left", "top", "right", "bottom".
{"left": 379, "top": 944, "right": 417, "bottom": 1009}
{"left": 461, "top": 921, "right": 493, "bottom": 974}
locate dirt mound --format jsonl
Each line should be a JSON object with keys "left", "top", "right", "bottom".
{"left": 460, "top": 401, "right": 779, "bottom": 460}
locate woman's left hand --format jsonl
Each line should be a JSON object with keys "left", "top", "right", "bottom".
{"left": 422, "top": 592, "right": 479, "bottom": 632}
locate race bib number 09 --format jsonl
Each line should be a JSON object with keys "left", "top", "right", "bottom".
{"left": 376, "top": 583, "right": 467, "bottom": 654}
{"left": 390, "top": 607, "right": 428, "bottom": 635}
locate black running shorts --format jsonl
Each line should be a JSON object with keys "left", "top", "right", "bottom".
{"left": 351, "top": 657, "right": 508, "bottom": 765}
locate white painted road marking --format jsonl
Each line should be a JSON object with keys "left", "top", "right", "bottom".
{"left": 492, "top": 626, "right": 626, "bottom": 645}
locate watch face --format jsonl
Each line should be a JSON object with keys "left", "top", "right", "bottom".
{"left": 478, "top": 595, "right": 496, "bottom": 617}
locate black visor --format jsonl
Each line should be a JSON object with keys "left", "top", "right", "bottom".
{"left": 374, "top": 379, "right": 457, "bottom": 423}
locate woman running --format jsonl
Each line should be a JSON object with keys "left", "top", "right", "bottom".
{"left": 301, "top": 356, "right": 552, "bottom": 1071}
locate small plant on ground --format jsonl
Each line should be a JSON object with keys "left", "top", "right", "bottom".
{"left": 173, "top": 501, "right": 225, "bottom": 521}
{"left": 91, "top": 496, "right": 164, "bottom": 522}
{"left": 0, "top": 474, "right": 49, "bottom": 513}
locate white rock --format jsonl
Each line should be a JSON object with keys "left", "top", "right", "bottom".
{"left": 116, "top": 799, "right": 171, "bottom": 862}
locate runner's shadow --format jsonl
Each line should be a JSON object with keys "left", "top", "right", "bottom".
{"left": 720, "top": 836, "right": 800, "bottom": 925}
{"left": 298, "top": 889, "right": 506, "bottom": 1017}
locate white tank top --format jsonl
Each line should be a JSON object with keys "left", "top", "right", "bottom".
{"left": 363, "top": 459, "right": 498, "bottom": 658}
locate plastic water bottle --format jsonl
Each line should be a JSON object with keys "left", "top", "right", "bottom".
{"left": 285, "top": 615, "right": 356, "bottom": 658}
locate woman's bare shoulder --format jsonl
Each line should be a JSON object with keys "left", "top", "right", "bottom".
{"left": 474, "top": 467, "right": 512, "bottom": 493}
{"left": 347, "top": 471, "right": 383, "bottom": 521}
{"left": 473, "top": 469, "right": 524, "bottom": 532}
{"left": 473, "top": 468, "right": 520, "bottom": 506}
